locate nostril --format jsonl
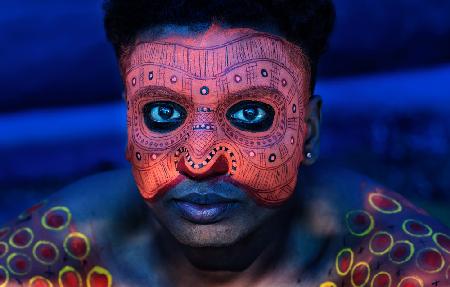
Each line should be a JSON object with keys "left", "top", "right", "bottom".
{"left": 176, "top": 154, "right": 229, "bottom": 181}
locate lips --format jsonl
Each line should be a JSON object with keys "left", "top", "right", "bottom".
{"left": 173, "top": 193, "right": 238, "bottom": 224}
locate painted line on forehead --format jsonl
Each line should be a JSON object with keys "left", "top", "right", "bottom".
{"left": 125, "top": 33, "right": 310, "bottom": 80}
{"left": 126, "top": 60, "right": 305, "bottom": 89}
{"left": 134, "top": 32, "right": 294, "bottom": 55}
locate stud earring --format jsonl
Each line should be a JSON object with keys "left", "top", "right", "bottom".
{"left": 306, "top": 152, "right": 313, "bottom": 159}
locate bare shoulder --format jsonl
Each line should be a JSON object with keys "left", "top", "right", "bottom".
{"left": 0, "top": 169, "right": 144, "bottom": 287}
{"left": 314, "top": 167, "right": 450, "bottom": 287}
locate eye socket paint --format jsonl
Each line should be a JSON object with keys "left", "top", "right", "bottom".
{"left": 125, "top": 30, "right": 310, "bottom": 206}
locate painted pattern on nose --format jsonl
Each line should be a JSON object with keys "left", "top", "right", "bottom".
{"left": 174, "top": 146, "right": 238, "bottom": 179}
{"left": 177, "top": 154, "right": 229, "bottom": 180}
{"left": 190, "top": 106, "right": 217, "bottom": 157}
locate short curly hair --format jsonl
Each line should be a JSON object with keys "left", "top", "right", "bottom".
{"left": 103, "top": 0, "right": 335, "bottom": 85}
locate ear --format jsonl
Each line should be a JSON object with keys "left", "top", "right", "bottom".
{"left": 302, "top": 95, "right": 322, "bottom": 165}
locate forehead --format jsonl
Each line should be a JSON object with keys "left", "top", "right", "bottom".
{"left": 124, "top": 26, "right": 310, "bottom": 102}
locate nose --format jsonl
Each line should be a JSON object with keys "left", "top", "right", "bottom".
{"left": 176, "top": 154, "right": 229, "bottom": 181}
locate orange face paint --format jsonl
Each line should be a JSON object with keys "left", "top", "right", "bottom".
{"left": 125, "top": 27, "right": 311, "bottom": 206}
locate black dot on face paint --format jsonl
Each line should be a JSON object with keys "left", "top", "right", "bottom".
{"left": 261, "top": 69, "right": 269, "bottom": 77}
{"left": 136, "top": 152, "right": 142, "bottom": 161}
{"left": 268, "top": 153, "right": 277, "bottom": 162}
{"left": 282, "top": 79, "right": 288, "bottom": 87}
{"left": 200, "top": 86, "right": 209, "bottom": 95}
{"left": 148, "top": 71, "right": 154, "bottom": 80}
{"left": 292, "top": 104, "right": 297, "bottom": 113}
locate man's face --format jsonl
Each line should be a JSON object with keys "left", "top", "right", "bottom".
{"left": 124, "top": 25, "right": 311, "bottom": 246}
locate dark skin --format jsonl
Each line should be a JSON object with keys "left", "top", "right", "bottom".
{"left": 0, "top": 26, "right": 448, "bottom": 287}
{"left": 1, "top": 162, "right": 449, "bottom": 286}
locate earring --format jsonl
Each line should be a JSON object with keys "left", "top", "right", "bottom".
{"left": 306, "top": 152, "right": 313, "bottom": 159}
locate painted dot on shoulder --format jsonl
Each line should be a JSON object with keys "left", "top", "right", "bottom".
{"left": 368, "top": 193, "right": 402, "bottom": 214}
{"left": 0, "top": 265, "right": 9, "bottom": 287}
{"left": 351, "top": 261, "right": 370, "bottom": 287}
{"left": 402, "top": 219, "right": 432, "bottom": 237}
{"left": 433, "top": 232, "right": 450, "bottom": 254}
{"left": 0, "top": 242, "right": 8, "bottom": 258}
{"left": 397, "top": 276, "right": 423, "bottom": 287}
{"left": 319, "top": 281, "right": 337, "bottom": 287}
{"left": 58, "top": 266, "right": 83, "bottom": 287}
{"left": 370, "top": 271, "right": 391, "bottom": 287}
{"left": 415, "top": 247, "right": 445, "bottom": 274}
{"left": 63, "top": 232, "right": 90, "bottom": 261}
{"left": 388, "top": 240, "right": 414, "bottom": 264}
{"left": 6, "top": 252, "right": 32, "bottom": 276}
{"left": 9, "top": 227, "right": 34, "bottom": 249}
{"left": 87, "top": 266, "right": 113, "bottom": 287}
{"left": 369, "top": 231, "right": 394, "bottom": 256}
{"left": 32, "top": 240, "right": 59, "bottom": 266}
{"left": 335, "top": 248, "right": 354, "bottom": 276}
{"left": 29, "top": 276, "right": 53, "bottom": 287}
{"left": 345, "top": 210, "right": 374, "bottom": 237}
{"left": 41, "top": 206, "right": 72, "bottom": 231}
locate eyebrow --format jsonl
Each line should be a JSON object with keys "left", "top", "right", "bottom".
{"left": 134, "top": 85, "right": 284, "bottom": 100}
{"left": 133, "top": 86, "right": 181, "bottom": 99}
{"left": 230, "top": 86, "right": 284, "bottom": 99}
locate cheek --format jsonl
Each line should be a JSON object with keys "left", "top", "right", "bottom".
{"left": 125, "top": 95, "right": 191, "bottom": 201}
{"left": 225, "top": 101, "right": 306, "bottom": 206}
{"left": 214, "top": 69, "right": 308, "bottom": 206}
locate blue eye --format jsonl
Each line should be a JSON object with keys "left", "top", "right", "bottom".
{"left": 230, "top": 107, "right": 267, "bottom": 124}
{"left": 226, "top": 101, "right": 275, "bottom": 132}
{"left": 143, "top": 101, "right": 187, "bottom": 133}
{"left": 149, "top": 105, "right": 182, "bottom": 122}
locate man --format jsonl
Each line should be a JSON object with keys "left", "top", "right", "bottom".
{"left": 0, "top": 0, "right": 449, "bottom": 286}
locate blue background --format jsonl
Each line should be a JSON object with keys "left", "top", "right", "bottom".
{"left": 0, "top": 0, "right": 449, "bottom": 223}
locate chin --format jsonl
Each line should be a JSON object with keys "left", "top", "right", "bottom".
{"left": 169, "top": 220, "right": 248, "bottom": 248}
{"left": 147, "top": 200, "right": 277, "bottom": 249}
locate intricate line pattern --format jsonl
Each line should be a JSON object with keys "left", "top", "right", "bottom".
{"left": 125, "top": 32, "right": 310, "bottom": 205}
